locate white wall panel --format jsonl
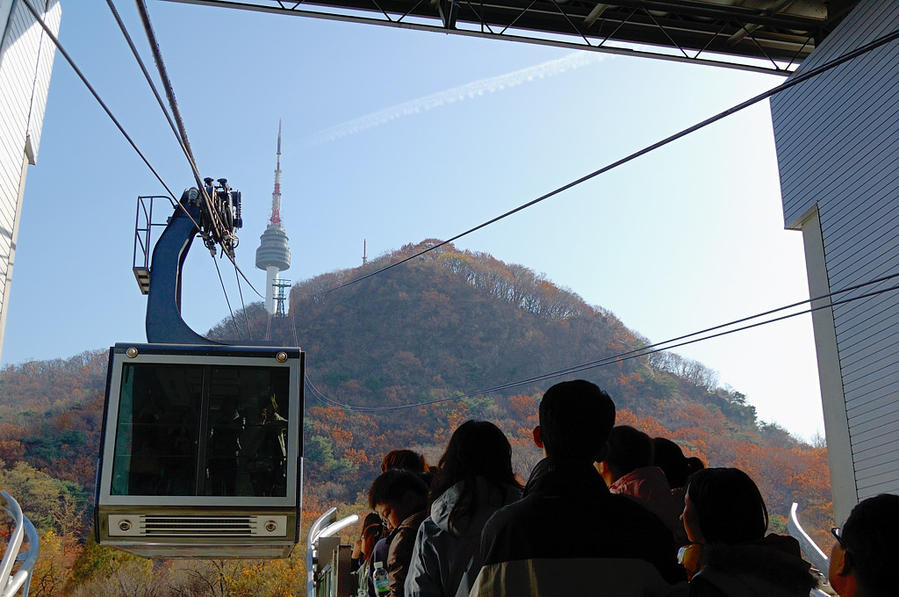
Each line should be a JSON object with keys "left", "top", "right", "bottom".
{"left": 0, "top": 0, "right": 60, "bottom": 361}
{"left": 770, "top": 0, "right": 899, "bottom": 517}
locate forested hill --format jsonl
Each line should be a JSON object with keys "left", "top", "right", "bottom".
{"left": 0, "top": 240, "right": 831, "bottom": 594}
{"left": 212, "top": 239, "right": 756, "bottom": 430}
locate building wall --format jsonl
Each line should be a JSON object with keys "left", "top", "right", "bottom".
{"left": 0, "top": 0, "right": 60, "bottom": 362}
{"left": 770, "top": 0, "right": 899, "bottom": 523}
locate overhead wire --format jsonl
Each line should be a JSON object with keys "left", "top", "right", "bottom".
{"left": 320, "top": 27, "right": 899, "bottom": 296}
{"left": 211, "top": 254, "right": 242, "bottom": 339}
{"left": 28, "top": 1, "right": 896, "bottom": 404}
{"left": 26, "top": 0, "right": 264, "bottom": 333}
{"left": 478, "top": 281, "right": 899, "bottom": 395}
{"left": 131, "top": 0, "right": 266, "bottom": 299}
{"left": 135, "top": 0, "right": 265, "bottom": 305}
{"left": 306, "top": 273, "right": 899, "bottom": 411}
{"left": 108, "top": 1, "right": 265, "bottom": 300}
{"left": 478, "top": 271, "right": 899, "bottom": 391}
{"left": 233, "top": 263, "right": 253, "bottom": 340}
{"left": 133, "top": 0, "right": 227, "bottom": 242}
{"left": 20, "top": 0, "right": 179, "bottom": 205}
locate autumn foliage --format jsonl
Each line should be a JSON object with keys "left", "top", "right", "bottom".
{"left": 0, "top": 241, "right": 833, "bottom": 594}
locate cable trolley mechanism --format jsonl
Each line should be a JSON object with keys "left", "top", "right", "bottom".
{"left": 95, "top": 181, "right": 304, "bottom": 559}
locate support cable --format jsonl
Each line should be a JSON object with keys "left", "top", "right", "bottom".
{"left": 233, "top": 263, "right": 253, "bottom": 340}
{"left": 479, "top": 281, "right": 899, "bottom": 395}
{"left": 106, "top": 0, "right": 184, "bottom": 148}
{"left": 308, "top": 273, "right": 899, "bottom": 411}
{"left": 322, "top": 27, "right": 899, "bottom": 296}
{"left": 21, "top": 0, "right": 179, "bottom": 205}
{"left": 212, "top": 254, "right": 242, "bottom": 339}
{"left": 108, "top": 1, "right": 265, "bottom": 300}
{"left": 134, "top": 0, "right": 231, "bottom": 249}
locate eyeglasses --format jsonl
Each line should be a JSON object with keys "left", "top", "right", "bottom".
{"left": 831, "top": 527, "right": 845, "bottom": 547}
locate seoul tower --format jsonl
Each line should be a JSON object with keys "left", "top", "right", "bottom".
{"left": 256, "top": 121, "right": 291, "bottom": 314}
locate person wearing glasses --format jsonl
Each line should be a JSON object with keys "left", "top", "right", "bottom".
{"left": 829, "top": 494, "right": 899, "bottom": 597}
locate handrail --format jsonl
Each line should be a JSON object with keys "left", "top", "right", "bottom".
{"left": 0, "top": 491, "right": 40, "bottom": 597}
{"left": 788, "top": 502, "right": 829, "bottom": 575}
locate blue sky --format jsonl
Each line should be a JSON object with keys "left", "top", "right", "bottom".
{"left": 2, "top": 2, "right": 823, "bottom": 440}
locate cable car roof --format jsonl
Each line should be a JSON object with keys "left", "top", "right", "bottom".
{"left": 163, "top": 0, "right": 860, "bottom": 74}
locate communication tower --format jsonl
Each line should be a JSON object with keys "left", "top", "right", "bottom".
{"left": 274, "top": 278, "right": 292, "bottom": 318}
{"left": 256, "top": 121, "right": 291, "bottom": 313}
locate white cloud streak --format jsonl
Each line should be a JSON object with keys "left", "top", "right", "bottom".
{"left": 307, "top": 51, "right": 606, "bottom": 145}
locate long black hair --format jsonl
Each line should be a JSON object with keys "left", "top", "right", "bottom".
{"left": 686, "top": 467, "right": 768, "bottom": 545}
{"left": 428, "top": 420, "right": 520, "bottom": 519}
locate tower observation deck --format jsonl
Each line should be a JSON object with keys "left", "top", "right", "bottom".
{"left": 256, "top": 122, "right": 291, "bottom": 314}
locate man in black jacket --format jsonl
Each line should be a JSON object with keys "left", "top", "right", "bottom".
{"left": 470, "top": 380, "right": 683, "bottom": 596}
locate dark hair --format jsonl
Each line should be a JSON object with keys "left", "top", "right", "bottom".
{"left": 361, "top": 512, "right": 382, "bottom": 533}
{"left": 429, "top": 420, "right": 521, "bottom": 523}
{"left": 604, "top": 425, "right": 653, "bottom": 477}
{"left": 685, "top": 456, "right": 705, "bottom": 475}
{"left": 840, "top": 494, "right": 899, "bottom": 596}
{"left": 686, "top": 467, "right": 768, "bottom": 545}
{"left": 381, "top": 449, "right": 427, "bottom": 473}
{"left": 368, "top": 469, "right": 429, "bottom": 510}
{"left": 539, "top": 380, "right": 615, "bottom": 461}
{"left": 653, "top": 437, "right": 689, "bottom": 488}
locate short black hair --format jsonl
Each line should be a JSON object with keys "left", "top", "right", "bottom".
{"left": 380, "top": 449, "right": 427, "bottom": 473}
{"left": 841, "top": 494, "right": 899, "bottom": 597}
{"left": 653, "top": 437, "right": 689, "bottom": 489}
{"left": 686, "top": 467, "right": 767, "bottom": 545}
{"left": 539, "top": 380, "right": 615, "bottom": 461}
{"left": 605, "top": 425, "right": 653, "bottom": 477}
{"left": 368, "top": 469, "right": 428, "bottom": 510}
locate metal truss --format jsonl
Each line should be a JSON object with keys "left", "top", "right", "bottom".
{"left": 162, "top": 0, "right": 858, "bottom": 75}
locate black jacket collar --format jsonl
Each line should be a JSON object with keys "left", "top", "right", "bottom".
{"left": 523, "top": 457, "right": 609, "bottom": 498}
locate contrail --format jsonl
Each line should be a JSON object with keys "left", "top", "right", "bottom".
{"left": 307, "top": 51, "right": 607, "bottom": 144}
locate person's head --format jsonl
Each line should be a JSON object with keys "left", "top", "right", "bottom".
{"left": 430, "top": 420, "right": 518, "bottom": 502}
{"left": 685, "top": 456, "right": 705, "bottom": 477}
{"left": 534, "top": 380, "right": 615, "bottom": 462}
{"left": 596, "top": 425, "right": 653, "bottom": 486}
{"left": 380, "top": 449, "right": 427, "bottom": 473}
{"left": 653, "top": 437, "right": 690, "bottom": 488}
{"left": 368, "top": 469, "right": 428, "bottom": 530}
{"left": 829, "top": 494, "right": 899, "bottom": 597}
{"left": 683, "top": 467, "right": 767, "bottom": 545}
{"left": 359, "top": 512, "right": 383, "bottom": 559}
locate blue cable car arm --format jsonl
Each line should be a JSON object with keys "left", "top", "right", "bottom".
{"left": 145, "top": 180, "right": 242, "bottom": 345}
{"left": 146, "top": 189, "right": 219, "bottom": 344}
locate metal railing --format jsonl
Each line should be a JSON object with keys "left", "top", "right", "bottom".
{"left": 0, "top": 491, "right": 40, "bottom": 597}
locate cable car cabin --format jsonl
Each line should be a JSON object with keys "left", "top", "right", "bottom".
{"left": 95, "top": 343, "right": 304, "bottom": 559}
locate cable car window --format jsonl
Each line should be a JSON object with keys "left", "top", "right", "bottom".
{"left": 205, "top": 366, "right": 290, "bottom": 497}
{"left": 112, "top": 364, "right": 202, "bottom": 496}
{"left": 110, "top": 361, "right": 290, "bottom": 498}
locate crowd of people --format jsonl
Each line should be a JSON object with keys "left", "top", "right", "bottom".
{"left": 346, "top": 379, "right": 898, "bottom": 597}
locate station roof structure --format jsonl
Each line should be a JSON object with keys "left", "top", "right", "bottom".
{"left": 164, "top": 0, "right": 859, "bottom": 74}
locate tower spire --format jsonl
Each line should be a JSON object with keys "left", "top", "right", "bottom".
{"left": 271, "top": 119, "right": 282, "bottom": 226}
{"left": 256, "top": 120, "right": 291, "bottom": 314}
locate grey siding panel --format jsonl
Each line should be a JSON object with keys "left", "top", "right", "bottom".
{"left": 838, "top": 309, "right": 899, "bottom": 357}
{"left": 854, "top": 448, "right": 899, "bottom": 473}
{"left": 847, "top": 398, "right": 899, "bottom": 427}
{"left": 855, "top": 459, "right": 899, "bottom": 483}
{"left": 858, "top": 480, "right": 899, "bottom": 500}
{"left": 851, "top": 411, "right": 899, "bottom": 442}
{"left": 856, "top": 469, "right": 899, "bottom": 492}
{"left": 771, "top": 0, "right": 899, "bottom": 504}
{"left": 849, "top": 411, "right": 899, "bottom": 441}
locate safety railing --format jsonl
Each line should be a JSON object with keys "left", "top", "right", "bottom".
{"left": 0, "top": 491, "right": 40, "bottom": 597}
{"left": 788, "top": 502, "right": 832, "bottom": 597}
